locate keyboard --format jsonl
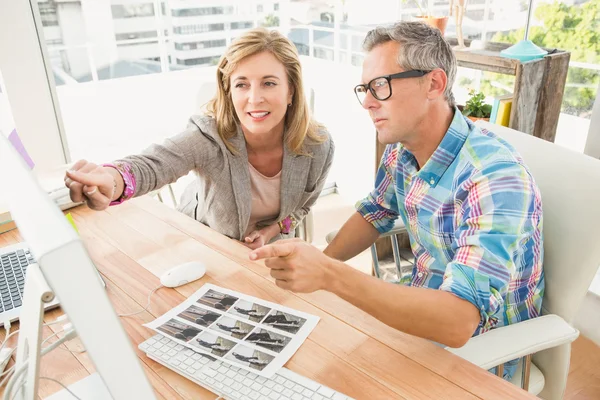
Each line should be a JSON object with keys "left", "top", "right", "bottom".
{"left": 140, "top": 334, "right": 353, "bottom": 400}
{"left": 0, "top": 248, "right": 34, "bottom": 312}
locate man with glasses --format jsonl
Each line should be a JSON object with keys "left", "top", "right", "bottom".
{"left": 250, "top": 21, "right": 544, "bottom": 380}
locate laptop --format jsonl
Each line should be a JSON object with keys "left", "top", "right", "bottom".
{"left": 0, "top": 242, "right": 60, "bottom": 326}
{"left": 0, "top": 239, "right": 105, "bottom": 327}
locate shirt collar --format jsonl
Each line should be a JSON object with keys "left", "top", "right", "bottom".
{"left": 415, "top": 107, "right": 471, "bottom": 187}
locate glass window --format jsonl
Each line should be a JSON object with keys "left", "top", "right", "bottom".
{"left": 111, "top": 3, "right": 155, "bottom": 19}
{"left": 38, "top": 1, "right": 58, "bottom": 27}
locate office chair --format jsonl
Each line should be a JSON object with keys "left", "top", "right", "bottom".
{"left": 326, "top": 220, "right": 409, "bottom": 281}
{"left": 446, "top": 121, "right": 600, "bottom": 399}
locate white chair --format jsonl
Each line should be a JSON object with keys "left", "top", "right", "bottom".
{"left": 326, "top": 220, "right": 409, "bottom": 281}
{"left": 446, "top": 121, "right": 600, "bottom": 399}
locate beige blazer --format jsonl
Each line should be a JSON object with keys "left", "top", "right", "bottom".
{"left": 117, "top": 115, "right": 335, "bottom": 241}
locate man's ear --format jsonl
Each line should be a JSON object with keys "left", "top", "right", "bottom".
{"left": 427, "top": 69, "right": 448, "bottom": 101}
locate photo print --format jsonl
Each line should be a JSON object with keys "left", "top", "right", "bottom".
{"left": 262, "top": 311, "right": 307, "bottom": 334}
{"left": 224, "top": 344, "right": 275, "bottom": 372}
{"left": 190, "top": 331, "right": 236, "bottom": 357}
{"left": 244, "top": 328, "right": 291, "bottom": 353}
{"left": 228, "top": 299, "right": 272, "bottom": 323}
{"left": 178, "top": 305, "right": 220, "bottom": 327}
{"left": 210, "top": 316, "right": 254, "bottom": 340}
{"left": 197, "top": 289, "right": 239, "bottom": 311}
{"left": 156, "top": 318, "right": 201, "bottom": 342}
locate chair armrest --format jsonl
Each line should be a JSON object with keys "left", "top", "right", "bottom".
{"left": 325, "top": 219, "right": 407, "bottom": 244}
{"left": 380, "top": 219, "right": 407, "bottom": 238}
{"left": 445, "top": 314, "right": 579, "bottom": 369}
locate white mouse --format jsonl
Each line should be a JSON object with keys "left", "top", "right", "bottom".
{"left": 160, "top": 261, "right": 206, "bottom": 288}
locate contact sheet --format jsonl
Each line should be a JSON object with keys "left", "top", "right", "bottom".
{"left": 144, "top": 283, "right": 320, "bottom": 377}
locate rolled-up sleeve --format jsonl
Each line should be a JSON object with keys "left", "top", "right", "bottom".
{"left": 439, "top": 161, "right": 541, "bottom": 333}
{"left": 355, "top": 144, "right": 400, "bottom": 234}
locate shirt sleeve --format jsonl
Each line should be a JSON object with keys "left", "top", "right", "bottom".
{"left": 439, "top": 161, "right": 542, "bottom": 333}
{"left": 355, "top": 144, "right": 400, "bottom": 234}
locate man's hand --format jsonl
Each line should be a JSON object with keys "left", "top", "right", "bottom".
{"left": 249, "top": 239, "right": 334, "bottom": 293}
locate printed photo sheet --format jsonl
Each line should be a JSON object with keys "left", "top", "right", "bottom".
{"left": 144, "top": 283, "right": 319, "bottom": 377}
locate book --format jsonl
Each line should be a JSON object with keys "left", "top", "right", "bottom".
{"left": 0, "top": 220, "right": 16, "bottom": 235}
{"left": 489, "top": 93, "right": 513, "bottom": 125}
{"left": 496, "top": 98, "right": 513, "bottom": 127}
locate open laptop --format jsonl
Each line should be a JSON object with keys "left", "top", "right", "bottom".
{"left": 0, "top": 242, "right": 60, "bottom": 325}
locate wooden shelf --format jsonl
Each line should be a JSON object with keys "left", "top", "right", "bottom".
{"left": 448, "top": 38, "right": 571, "bottom": 142}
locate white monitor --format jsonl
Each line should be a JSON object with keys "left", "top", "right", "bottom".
{"left": 0, "top": 132, "right": 156, "bottom": 399}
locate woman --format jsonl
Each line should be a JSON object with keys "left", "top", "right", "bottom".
{"left": 64, "top": 28, "right": 334, "bottom": 249}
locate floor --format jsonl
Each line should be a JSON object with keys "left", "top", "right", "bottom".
{"left": 310, "top": 193, "right": 600, "bottom": 399}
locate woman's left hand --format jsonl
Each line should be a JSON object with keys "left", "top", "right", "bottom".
{"left": 243, "top": 223, "right": 280, "bottom": 250}
{"left": 244, "top": 230, "right": 267, "bottom": 250}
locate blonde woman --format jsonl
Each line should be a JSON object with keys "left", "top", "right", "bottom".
{"left": 64, "top": 28, "right": 334, "bottom": 249}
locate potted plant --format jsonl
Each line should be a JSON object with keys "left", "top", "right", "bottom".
{"left": 461, "top": 90, "right": 492, "bottom": 122}
{"left": 403, "top": 1, "right": 449, "bottom": 36}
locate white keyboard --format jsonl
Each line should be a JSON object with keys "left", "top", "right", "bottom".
{"left": 140, "top": 334, "right": 352, "bottom": 400}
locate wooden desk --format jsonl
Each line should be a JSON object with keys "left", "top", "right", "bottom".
{"left": 0, "top": 197, "right": 536, "bottom": 399}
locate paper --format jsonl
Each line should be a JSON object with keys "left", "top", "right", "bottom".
{"left": 144, "top": 283, "right": 319, "bottom": 378}
{"left": 8, "top": 129, "right": 34, "bottom": 169}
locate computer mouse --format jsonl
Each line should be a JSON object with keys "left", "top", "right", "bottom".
{"left": 160, "top": 261, "right": 206, "bottom": 288}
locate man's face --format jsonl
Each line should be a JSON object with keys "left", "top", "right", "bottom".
{"left": 360, "top": 41, "right": 429, "bottom": 145}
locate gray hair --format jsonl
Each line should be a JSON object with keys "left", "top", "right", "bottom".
{"left": 363, "top": 21, "right": 457, "bottom": 107}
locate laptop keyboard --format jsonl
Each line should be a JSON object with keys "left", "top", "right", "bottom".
{"left": 0, "top": 249, "right": 34, "bottom": 312}
{"left": 140, "top": 334, "right": 352, "bottom": 400}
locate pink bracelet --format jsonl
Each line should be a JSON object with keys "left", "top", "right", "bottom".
{"left": 278, "top": 216, "right": 297, "bottom": 234}
{"left": 101, "top": 162, "right": 136, "bottom": 205}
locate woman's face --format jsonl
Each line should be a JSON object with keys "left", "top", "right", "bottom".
{"left": 230, "top": 51, "right": 293, "bottom": 141}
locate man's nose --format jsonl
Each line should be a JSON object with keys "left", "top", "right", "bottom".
{"left": 362, "top": 89, "right": 379, "bottom": 110}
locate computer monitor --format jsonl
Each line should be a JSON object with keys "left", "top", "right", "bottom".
{"left": 0, "top": 132, "right": 156, "bottom": 399}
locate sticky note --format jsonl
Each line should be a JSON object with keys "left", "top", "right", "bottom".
{"left": 8, "top": 129, "right": 35, "bottom": 169}
{"left": 65, "top": 213, "right": 79, "bottom": 234}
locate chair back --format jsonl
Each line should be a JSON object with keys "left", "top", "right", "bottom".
{"left": 477, "top": 121, "right": 600, "bottom": 323}
{"left": 477, "top": 122, "right": 600, "bottom": 400}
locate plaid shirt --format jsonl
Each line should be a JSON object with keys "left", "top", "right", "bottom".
{"left": 356, "top": 110, "right": 544, "bottom": 377}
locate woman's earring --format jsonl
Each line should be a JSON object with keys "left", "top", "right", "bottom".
{"left": 287, "top": 103, "right": 292, "bottom": 107}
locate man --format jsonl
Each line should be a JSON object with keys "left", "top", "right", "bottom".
{"left": 250, "top": 21, "right": 544, "bottom": 380}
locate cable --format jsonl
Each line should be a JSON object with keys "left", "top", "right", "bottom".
{"left": 118, "top": 284, "right": 163, "bottom": 317}
{"left": 3, "top": 328, "right": 77, "bottom": 398}
{"left": 39, "top": 377, "right": 82, "bottom": 400}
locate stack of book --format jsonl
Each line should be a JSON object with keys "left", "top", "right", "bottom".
{"left": 489, "top": 94, "right": 513, "bottom": 127}
{"left": 0, "top": 207, "right": 15, "bottom": 235}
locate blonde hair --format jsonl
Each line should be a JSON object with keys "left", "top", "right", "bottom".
{"left": 206, "top": 28, "right": 324, "bottom": 155}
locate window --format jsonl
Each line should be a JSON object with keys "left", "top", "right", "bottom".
{"left": 8, "top": 0, "right": 599, "bottom": 205}
{"left": 230, "top": 21, "right": 254, "bottom": 30}
{"left": 176, "top": 56, "right": 221, "bottom": 66}
{"left": 111, "top": 4, "right": 155, "bottom": 19}
{"left": 115, "top": 31, "right": 158, "bottom": 41}
{"left": 173, "top": 23, "right": 225, "bottom": 35}
{"left": 171, "top": 7, "right": 233, "bottom": 17}
{"left": 38, "top": 1, "right": 58, "bottom": 27}
{"left": 174, "top": 39, "right": 226, "bottom": 51}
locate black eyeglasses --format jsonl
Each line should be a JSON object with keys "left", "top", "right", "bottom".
{"left": 354, "top": 70, "right": 430, "bottom": 105}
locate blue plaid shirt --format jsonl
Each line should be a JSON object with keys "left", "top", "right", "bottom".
{"left": 356, "top": 109, "right": 545, "bottom": 379}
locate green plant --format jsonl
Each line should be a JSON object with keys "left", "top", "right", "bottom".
{"left": 462, "top": 90, "right": 492, "bottom": 118}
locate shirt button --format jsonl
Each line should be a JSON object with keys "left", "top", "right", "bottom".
{"left": 417, "top": 272, "right": 423, "bottom": 278}
{"left": 429, "top": 178, "right": 435, "bottom": 185}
